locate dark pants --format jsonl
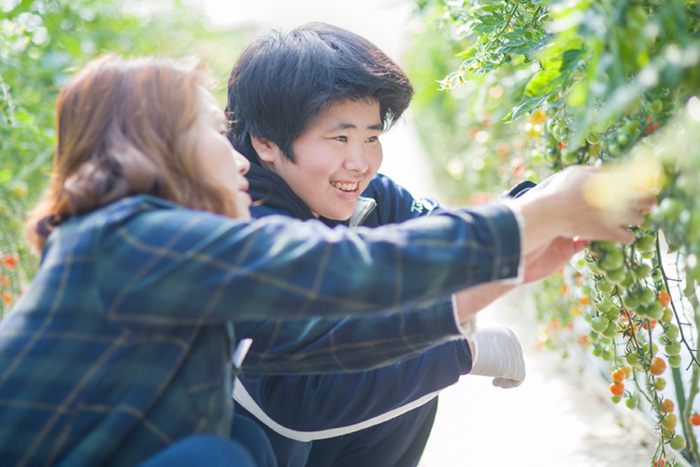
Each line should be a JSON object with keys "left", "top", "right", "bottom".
{"left": 140, "top": 434, "right": 257, "bottom": 467}
{"left": 234, "top": 397, "right": 438, "bottom": 467}
{"left": 305, "top": 398, "right": 438, "bottom": 467}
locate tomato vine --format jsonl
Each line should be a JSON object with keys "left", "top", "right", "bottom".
{"left": 409, "top": 1, "right": 700, "bottom": 465}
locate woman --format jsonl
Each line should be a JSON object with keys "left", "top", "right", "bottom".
{"left": 0, "top": 54, "right": 650, "bottom": 466}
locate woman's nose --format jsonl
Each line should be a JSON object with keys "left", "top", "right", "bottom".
{"left": 233, "top": 150, "right": 250, "bottom": 175}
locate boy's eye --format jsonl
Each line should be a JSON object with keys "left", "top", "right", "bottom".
{"left": 334, "top": 136, "right": 347, "bottom": 142}
{"left": 367, "top": 136, "right": 379, "bottom": 143}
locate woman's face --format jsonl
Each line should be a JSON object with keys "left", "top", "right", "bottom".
{"left": 195, "top": 88, "right": 252, "bottom": 219}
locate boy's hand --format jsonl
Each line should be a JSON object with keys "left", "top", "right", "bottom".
{"left": 523, "top": 237, "right": 587, "bottom": 284}
{"left": 470, "top": 323, "right": 526, "bottom": 389}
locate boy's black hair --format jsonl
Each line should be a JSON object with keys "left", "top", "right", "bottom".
{"left": 226, "top": 22, "right": 414, "bottom": 164}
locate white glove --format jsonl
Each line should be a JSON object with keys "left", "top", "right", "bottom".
{"left": 470, "top": 323, "right": 526, "bottom": 389}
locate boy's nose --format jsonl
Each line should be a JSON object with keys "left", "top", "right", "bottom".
{"left": 343, "top": 147, "right": 369, "bottom": 173}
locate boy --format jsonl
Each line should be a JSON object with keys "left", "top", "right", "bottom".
{"left": 226, "top": 23, "right": 541, "bottom": 466}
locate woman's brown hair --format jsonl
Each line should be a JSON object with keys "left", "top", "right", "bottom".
{"left": 27, "top": 54, "right": 241, "bottom": 252}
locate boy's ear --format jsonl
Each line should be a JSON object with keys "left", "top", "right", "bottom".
{"left": 250, "top": 134, "right": 282, "bottom": 164}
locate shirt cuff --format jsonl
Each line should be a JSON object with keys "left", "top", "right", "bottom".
{"left": 453, "top": 338, "right": 473, "bottom": 374}
{"left": 451, "top": 293, "right": 476, "bottom": 336}
{"left": 496, "top": 201, "right": 526, "bottom": 286}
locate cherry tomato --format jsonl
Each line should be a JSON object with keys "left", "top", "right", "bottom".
{"left": 657, "top": 290, "right": 671, "bottom": 308}
{"left": 689, "top": 413, "right": 700, "bottom": 426}
{"left": 609, "top": 381, "right": 625, "bottom": 397}
{"left": 2, "top": 253, "right": 19, "bottom": 271}
{"left": 654, "top": 378, "right": 667, "bottom": 391}
{"left": 661, "top": 412, "right": 677, "bottom": 430}
{"left": 612, "top": 368, "right": 627, "bottom": 383}
{"left": 669, "top": 434, "right": 686, "bottom": 450}
{"left": 649, "top": 357, "right": 667, "bottom": 376}
{"left": 660, "top": 399, "right": 675, "bottom": 413}
{"left": 664, "top": 324, "right": 679, "bottom": 341}
{"left": 1, "top": 290, "right": 12, "bottom": 305}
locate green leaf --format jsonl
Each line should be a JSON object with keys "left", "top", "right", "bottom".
{"left": 503, "top": 95, "right": 550, "bottom": 122}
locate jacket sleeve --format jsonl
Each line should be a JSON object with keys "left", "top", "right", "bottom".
{"left": 97, "top": 197, "right": 522, "bottom": 327}
{"left": 235, "top": 296, "right": 465, "bottom": 374}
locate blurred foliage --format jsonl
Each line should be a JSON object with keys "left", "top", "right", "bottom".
{"left": 0, "top": 0, "right": 248, "bottom": 317}
{"left": 408, "top": 0, "right": 700, "bottom": 465}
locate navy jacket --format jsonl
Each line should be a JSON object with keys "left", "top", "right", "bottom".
{"left": 233, "top": 166, "right": 477, "bottom": 465}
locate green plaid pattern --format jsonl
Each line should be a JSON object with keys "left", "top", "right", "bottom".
{"left": 0, "top": 195, "right": 520, "bottom": 465}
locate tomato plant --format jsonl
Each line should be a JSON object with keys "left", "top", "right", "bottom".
{"left": 0, "top": 1, "right": 247, "bottom": 319}
{"left": 409, "top": 0, "right": 700, "bottom": 465}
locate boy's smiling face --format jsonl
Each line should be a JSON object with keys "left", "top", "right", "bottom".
{"left": 255, "top": 99, "right": 383, "bottom": 220}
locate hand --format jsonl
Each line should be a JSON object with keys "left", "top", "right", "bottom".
{"left": 523, "top": 236, "right": 587, "bottom": 284}
{"left": 513, "top": 165, "right": 656, "bottom": 254}
{"left": 469, "top": 323, "right": 526, "bottom": 389}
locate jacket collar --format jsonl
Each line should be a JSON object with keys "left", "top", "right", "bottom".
{"left": 246, "top": 162, "right": 377, "bottom": 226}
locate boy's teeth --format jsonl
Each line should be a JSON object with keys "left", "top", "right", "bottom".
{"left": 332, "top": 181, "right": 357, "bottom": 192}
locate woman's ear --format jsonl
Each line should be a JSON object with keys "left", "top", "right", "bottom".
{"left": 250, "top": 133, "right": 282, "bottom": 165}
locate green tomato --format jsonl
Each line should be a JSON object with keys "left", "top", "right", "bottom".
{"left": 665, "top": 342, "right": 681, "bottom": 356}
{"left": 605, "top": 308, "right": 620, "bottom": 321}
{"left": 635, "top": 233, "right": 656, "bottom": 253}
{"left": 606, "top": 268, "right": 628, "bottom": 285}
{"left": 596, "top": 297, "right": 615, "bottom": 313}
{"left": 611, "top": 395, "right": 622, "bottom": 404}
{"left": 632, "top": 263, "right": 652, "bottom": 280}
{"left": 607, "top": 142, "right": 621, "bottom": 157}
{"left": 544, "top": 147, "right": 559, "bottom": 163}
{"left": 625, "top": 396, "right": 637, "bottom": 410}
{"left": 603, "top": 321, "right": 618, "bottom": 338}
{"left": 623, "top": 118, "right": 641, "bottom": 134}
{"left": 665, "top": 324, "right": 679, "bottom": 341}
{"left": 616, "top": 131, "right": 630, "bottom": 147}
{"left": 586, "top": 132, "right": 602, "bottom": 145}
{"left": 626, "top": 352, "right": 640, "bottom": 366}
{"left": 638, "top": 287, "right": 656, "bottom": 306}
{"left": 596, "top": 277, "right": 614, "bottom": 294}
{"left": 601, "top": 250, "right": 625, "bottom": 271}
{"left": 622, "top": 292, "right": 640, "bottom": 310}
{"left": 589, "top": 261, "right": 606, "bottom": 276}
{"left": 561, "top": 150, "right": 579, "bottom": 166}
{"left": 658, "top": 198, "right": 685, "bottom": 223}
{"left": 662, "top": 412, "right": 678, "bottom": 430}
{"left": 654, "top": 378, "right": 666, "bottom": 390}
{"left": 591, "top": 316, "right": 610, "bottom": 333}
{"left": 668, "top": 355, "right": 682, "bottom": 368}
{"left": 648, "top": 98, "right": 664, "bottom": 115}
{"left": 643, "top": 342, "right": 659, "bottom": 357}
{"left": 645, "top": 301, "right": 664, "bottom": 320}
{"left": 640, "top": 212, "right": 656, "bottom": 231}
{"left": 669, "top": 434, "right": 686, "bottom": 451}
{"left": 661, "top": 307, "right": 673, "bottom": 324}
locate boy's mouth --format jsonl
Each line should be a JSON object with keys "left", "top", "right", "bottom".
{"left": 331, "top": 181, "right": 359, "bottom": 192}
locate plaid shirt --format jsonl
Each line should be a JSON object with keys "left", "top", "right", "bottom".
{"left": 0, "top": 195, "right": 520, "bottom": 466}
